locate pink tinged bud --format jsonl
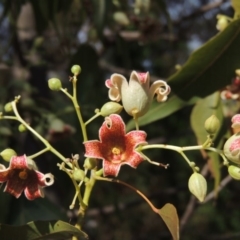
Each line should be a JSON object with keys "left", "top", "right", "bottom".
{"left": 223, "top": 133, "right": 240, "bottom": 164}
{"left": 231, "top": 114, "right": 240, "bottom": 129}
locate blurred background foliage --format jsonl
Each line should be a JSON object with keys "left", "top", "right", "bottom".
{"left": 0, "top": 0, "right": 240, "bottom": 239}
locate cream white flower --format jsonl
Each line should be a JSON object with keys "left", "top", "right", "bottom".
{"left": 105, "top": 71, "right": 170, "bottom": 117}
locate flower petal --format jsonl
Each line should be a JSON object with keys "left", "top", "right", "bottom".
{"left": 24, "top": 185, "right": 44, "bottom": 200}
{"left": 9, "top": 155, "right": 28, "bottom": 169}
{"left": 4, "top": 176, "right": 25, "bottom": 198}
{"left": 0, "top": 165, "right": 9, "bottom": 182}
{"left": 37, "top": 172, "right": 54, "bottom": 187}
{"left": 149, "top": 80, "right": 171, "bottom": 102}
{"left": 130, "top": 71, "right": 150, "bottom": 85}
{"left": 99, "top": 114, "right": 126, "bottom": 144}
{"left": 125, "top": 131, "right": 147, "bottom": 148}
{"left": 103, "top": 160, "right": 121, "bottom": 177}
{"left": 84, "top": 140, "right": 103, "bottom": 159}
{"left": 124, "top": 151, "right": 144, "bottom": 168}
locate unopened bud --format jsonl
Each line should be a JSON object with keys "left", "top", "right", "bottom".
{"left": 223, "top": 133, "right": 240, "bottom": 164}
{"left": 72, "top": 169, "right": 85, "bottom": 181}
{"left": 48, "top": 78, "right": 62, "bottom": 91}
{"left": 113, "top": 12, "right": 130, "bottom": 26}
{"left": 204, "top": 115, "right": 220, "bottom": 135}
{"left": 18, "top": 124, "right": 27, "bottom": 132}
{"left": 4, "top": 102, "right": 13, "bottom": 112}
{"left": 84, "top": 158, "right": 97, "bottom": 170}
{"left": 188, "top": 172, "right": 207, "bottom": 202}
{"left": 0, "top": 148, "right": 17, "bottom": 162}
{"left": 100, "top": 102, "right": 123, "bottom": 117}
{"left": 236, "top": 69, "right": 240, "bottom": 77}
{"left": 71, "top": 65, "right": 81, "bottom": 76}
{"left": 216, "top": 15, "right": 229, "bottom": 31}
{"left": 228, "top": 165, "right": 240, "bottom": 180}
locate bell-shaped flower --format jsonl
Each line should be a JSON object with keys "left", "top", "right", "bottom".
{"left": 84, "top": 114, "right": 147, "bottom": 176}
{"left": 0, "top": 155, "right": 54, "bottom": 200}
{"left": 105, "top": 71, "right": 170, "bottom": 117}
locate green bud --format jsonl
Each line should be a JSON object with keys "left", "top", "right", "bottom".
{"left": 0, "top": 148, "right": 17, "bottom": 162}
{"left": 188, "top": 172, "right": 207, "bottom": 202}
{"left": 204, "top": 115, "right": 220, "bottom": 135}
{"left": 113, "top": 11, "right": 130, "bottom": 26}
{"left": 71, "top": 65, "right": 81, "bottom": 76}
{"left": 84, "top": 158, "right": 97, "bottom": 170}
{"left": 48, "top": 78, "right": 62, "bottom": 91}
{"left": 18, "top": 124, "right": 27, "bottom": 132}
{"left": 72, "top": 169, "right": 85, "bottom": 181}
{"left": 228, "top": 165, "right": 240, "bottom": 180}
{"left": 4, "top": 102, "right": 13, "bottom": 112}
{"left": 100, "top": 102, "right": 123, "bottom": 117}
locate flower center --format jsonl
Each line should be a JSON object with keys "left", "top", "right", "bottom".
{"left": 19, "top": 169, "right": 28, "bottom": 180}
{"left": 112, "top": 147, "right": 121, "bottom": 155}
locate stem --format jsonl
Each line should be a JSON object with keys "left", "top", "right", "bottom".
{"left": 28, "top": 147, "right": 50, "bottom": 159}
{"left": 94, "top": 175, "right": 158, "bottom": 213}
{"left": 10, "top": 99, "right": 72, "bottom": 168}
{"left": 85, "top": 112, "right": 102, "bottom": 126}
{"left": 60, "top": 83, "right": 88, "bottom": 141}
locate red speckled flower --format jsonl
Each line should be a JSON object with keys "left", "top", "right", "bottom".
{"left": 84, "top": 114, "right": 147, "bottom": 176}
{"left": 0, "top": 155, "right": 54, "bottom": 200}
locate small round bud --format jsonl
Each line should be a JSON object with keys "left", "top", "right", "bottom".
{"left": 100, "top": 102, "right": 123, "bottom": 117}
{"left": 235, "top": 69, "right": 240, "bottom": 77}
{"left": 0, "top": 148, "right": 17, "bottom": 162}
{"left": 228, "top": 165, "right": 240, "bottom": 180}
{"left": 18, "top": 124, "right": 27, "bottom": 132}
{"left": 113, "top": 11, "right": 130, "bottom": 26}
{"left": 4, "top": 102, "right": 13, "bottom": 112}
{"left": 48, "top": 78, "right": 62, "bottom": 91}
{"left": 71, "top": 65, "right": 81, "bottom": 76}
{"left": 216, "top": 16, "right": 229, "bottom": 31}
{"left": 72, "top": 169, "right": 85, "bottom": 181}
{"left": 204, "top": 115, "right": 220, "bottom": 135}
{"left": 188, "top": 172, "right": 207, "bottom": 202}
{"left": 84, "top": 158, "right": 97, "bottom": 170}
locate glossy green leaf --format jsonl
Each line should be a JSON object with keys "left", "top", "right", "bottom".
{"left": 0, "top": 220, "right": 88, "bottom": 240}
{"left": 167, "top": 18, "right": 240, "bottom": 101}
{"left": 158, "top": 203, "right": 179, "bottom": 240}
{"left": 126, "top": 95, "right": 194, "bottom": 131}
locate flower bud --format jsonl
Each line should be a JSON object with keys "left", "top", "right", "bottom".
{"left": 223, "top": 133, "right": 240, "bottom": 164}
{"left": 84, "top": 158, "right": 97, "bottom": 170}
{"left": 18, "top": 124, "right": 27, "bottom": 132}
{"left": 4, "top": 102, "right": 13, "bottom": 112}
{"left": 100, "top": 102, "right": 123, "bottom": 117}
{"left": 228, "top": 165, "right": 240, "bottom": 180}
{"left": 204, "top": 115, "right": 220, "bottom": 135}
{"left": 0, "top": 148, "right": 17, "bottom": 162}
{"left": 236, "top": 69, "right": 240, "bottom": 77}
{"left": 188, "top": 172, "right": 207, "bottom": 202}
{"left": 113, "top": 12, "right": 130, "bottom": 26}
{"left": 216, "top": 16, "right": 229, "bottom": 31}
{"left": 71, "top": 65, "right": 81, "bottom": 76}
{"left": 72, "top": 169, "right": 85, "bottom": 181}
{"left": 48, "top": 78, "right": 62, "bottom": 91}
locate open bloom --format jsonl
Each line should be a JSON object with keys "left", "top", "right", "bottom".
{"left": 84, "top": 114, "right": 147, "bottom": 176}
{"left": 105, "top": 71, "right": 170, "bottom": 117}
{"left": 0, "top": 155, "right": 54, "bottom": 200}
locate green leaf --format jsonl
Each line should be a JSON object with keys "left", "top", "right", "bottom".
{"left": 232, "top": 0, "right": 240, "bottom": 16}
{"left": 167, "top": 18, "right": 240, "bottom": 101}
{"left": 190, "top": 92, "right": 226, "bottom": 198}
{"left": 126, "top": 95, "right": 194, "bottom": 130}
{"left": 190, "top": 92, "right": 224, "bottom": 144}
{"left": 0, "top": 220, "right": 88, "bottom": 240}
{"left": 158, "top": 203, "right": 179, "bottom": 240}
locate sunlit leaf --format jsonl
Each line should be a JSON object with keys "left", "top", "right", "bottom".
{"left": 158, "top": 203, "right": 179, "bottom": 240}
{"left": 167, "top": 18, "right": 240, "bottom": 101}
{"left": 0, "top": 220, "right": 88, "bottom": 240}
{"left": 126, "top": 95, "right": 195, "bottom": 130}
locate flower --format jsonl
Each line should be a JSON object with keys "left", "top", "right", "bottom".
{"left": 0, "top": 155, "right": 54, "bottom": 200}
{"left": 84, "top": 114, "right": 147, "bottom": 176}
{"left": 105, "top": 71, "right": 170, "bottom": 117}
